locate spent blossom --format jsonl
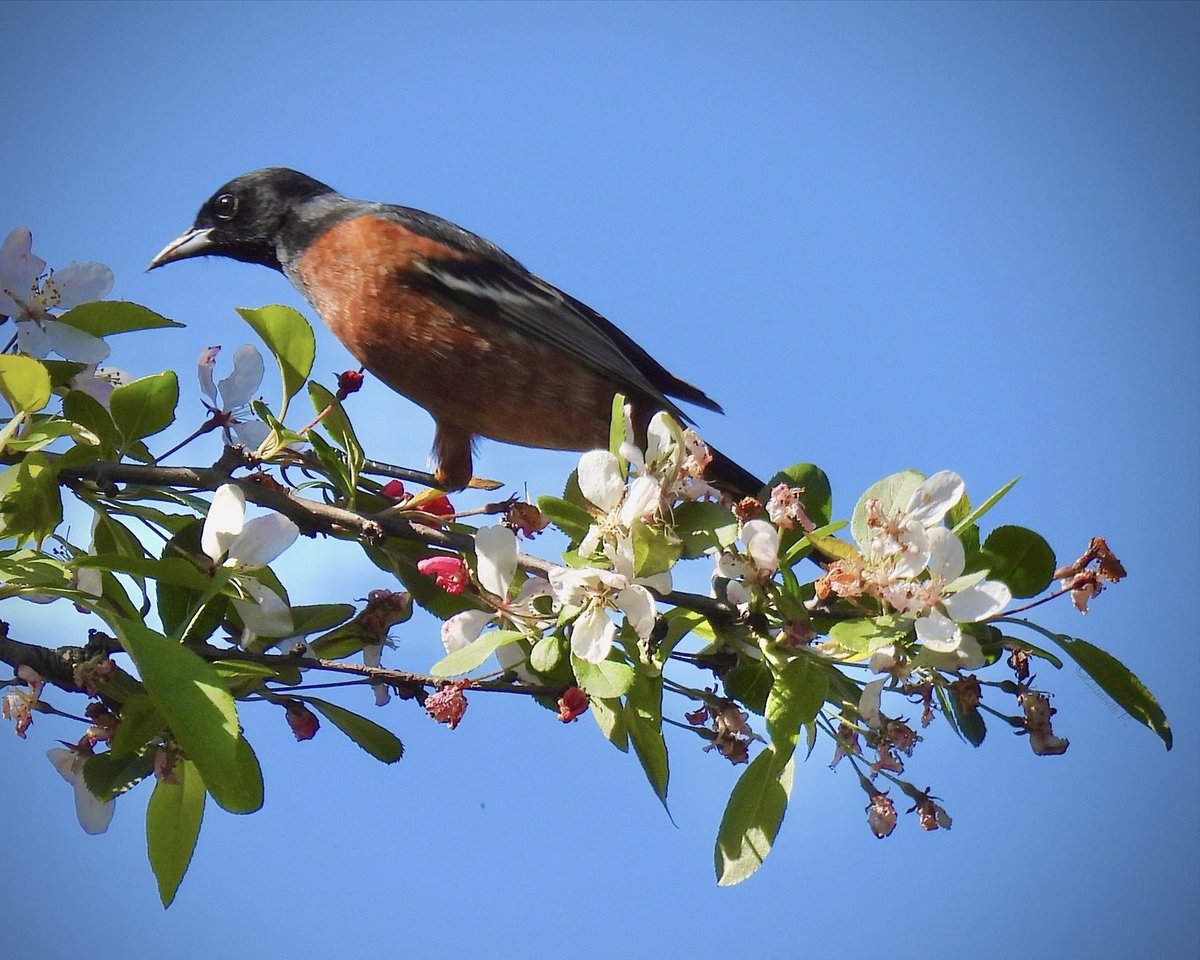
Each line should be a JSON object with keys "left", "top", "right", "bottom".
{"left": 2, "top": 665, "right": 44, "bottom": 738}
{"left": 0, "top": 226, "right": 112, "bottom": 362}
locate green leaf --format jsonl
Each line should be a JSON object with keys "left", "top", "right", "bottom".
{"left": 953, "top": 475, "right": 1020, "bottom": 535}
{"left": 309, "top": 381, "right": 364, "bottom": 497}
{"left": 715, "top": 745, "right": 794, "bottom": 886}
{"left": 968, "top": 525, "right": 1056, "bottom": 598}
{"left": 827, "top": 615, "right": 908, "bottom": 655}
{"left": 572, "top": 653, "right": 636, "bottom": 699}
{"left": 589, "top": 695, "right": 629, "bottom": 751}
{"left": 236, "top": 305, "right": 316, "bottom": 419}
{"left": 430, "top": 628, "right": 523, "bottom": 676}
{"left": 83, "top": 748, "right": 155, "bottom": 801}
{"left": 631, "top": 519, "right": 681, "bottom": 578}
{"left": 536, "top": 495, "right": 593, "bottom": 543}
{"left": 57, "top": 300, "right": 184, "bottom": 337}
{"left": 626, "top": 672, "right": 669, "bottom": 805}
{"left": 39, "top": 359, "right": 88, "bottom": 388}
{"left": 110, "top": 694, "right": 165, "bottom": 756}
{"left": 146, "top": 758, "right": 206, "bottom": 908}
{"left": 765, "top": 658, "right": 828, "bottom": 757}
{"left": 76, "top": 553, "right": 213, "bottom": 591}
{"left": 850, "top": 469, "right": 923, "bottom": 550}
{"left": 62, "top": 388, "right": 121, "bottom": 456}
{"left": 110, "top": 371, "right": 179, "bottom": 448}
{"left": 0, "top": 354, "right": 51, "bottom": 413}
{"left": 673, "top": 500, "right": 739, "bottom": 558}
{"left": 942, "top": 685, "right": 987, "bottom": 747}
{"left": 301, "top": 696, "right": 404, "bottom": 763}
{"left": 724, "top": 657, "right": 773, "bottom": 715}
{"left": 1050, "top": 634, "right": 1172, "bottom": 749}
{"left": 110, "top": 616, "right": 261, "bottom": 812}
{"left": 765, "top": 463, "right": 833, "bottom": 526}
{"left": 529, "top": 633, "right": 567, "bottom": 675}
{"left": 0, "top": 453, "right": 62, "bottom": 543}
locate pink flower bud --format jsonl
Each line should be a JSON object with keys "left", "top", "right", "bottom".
{"left": 416, "top": 555, "right": 469, "bottom": 594}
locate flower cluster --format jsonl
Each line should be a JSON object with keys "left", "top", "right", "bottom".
{"left": 0, "top": 226, "right": 112, "bottom": 362}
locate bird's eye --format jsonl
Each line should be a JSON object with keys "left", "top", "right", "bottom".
{"left": 213, "top": 193, "right": 239, "bottom": 221}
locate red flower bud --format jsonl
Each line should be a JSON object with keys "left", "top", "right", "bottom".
{"left": 381, "top": 479, "right": 407, "bottom": 501}
{"left": 284, "top": 700, "right": 320, "bottom": 741}
{"left": 557, "top": 686, "right": 589, "bottom": 722}
{"left": 335, "top": 368, "right": 365, "bottom": 400}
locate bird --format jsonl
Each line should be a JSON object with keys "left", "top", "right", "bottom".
{"left": 148, "top": 167, "right": 763, "bottom": 496}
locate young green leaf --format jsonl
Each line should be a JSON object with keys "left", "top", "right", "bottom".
{"left": 146, "top": 758, "right": 206, "bottom": 908}
{"left": 430, "top": 628, "right": 523, "bottom": 677}
{"left": 536, "top": 495, "right": 593, "bottom": 542}
{"left": 236, "top": 305, "right": 316, "bottom": 419}
{"left": 309, "top": 382, "right": 364, "bottom": 497}
{"left": 952, "top": 475, "right": 1020, "bottom": 535}
{"left": 301, "top": 696, "right": 404, "bottom": 763}
{"left": 0, "top": 453, "right": 62, "bottom": 543}
{"left": 714, "top": 745, "right": 795, "bottom": 886}
{"left": 0, "top": 354, "right": 51, "bottom": 413}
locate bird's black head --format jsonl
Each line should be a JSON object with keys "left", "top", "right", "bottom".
{"left": 148, "top": 167, "right": 336, "bottom": 272}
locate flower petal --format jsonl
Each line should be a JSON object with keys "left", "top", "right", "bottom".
{"left": 474, "top": 524, "right": 517, "bottom": 599}
{"left": 51, "top": 261, "right": 114, "bottom": 308}
{"left": 46, "top": 320, "right": 111, "bottom": 363}
{"left": 231, "top": 418, "right": 271, "bottom": 450}
{"left": 570, "top": 604, "right": 616, "bottom": 663}
{"left": 232, "top": 580, "right": 294, "bottom": 637}
{"left": 15, "top": 320, "right": 51, "bottom": 358}
{"left": 0, "top": 227, "right": 44, "bottom": 316}
{"left": 201, "top": 484, "right": 246, "bottom": 563}
{"left": 741, "top": 519, "right": 780, "bottom": 575}
{"left": 197, "top": 345, "right": 221, "bottom": 402}
{"left": 441, "top": 609, "right": 492, "bottom": 653}
{"left": 859, "top": 678, "right": 885, "bottom": 729}
{"left": 72, "top": 776, "right": 116, "bottom": 835}
{"left": 905, "top": 470, "right": 965, "bottom": 527}
{"left": 619, "top": 475, "right": 662, "bottom": 527}
{"left": 915, "top": 609, "right": 962, "bottom": 653}
{"left": 943, "top": 579, "right": 1011, "bottom": 622}
{"left": 227, "top": 511, "right": 300, "bottom": 567}
{"left": 926, "top": 527, "right": 966, "bottom": 581}
{"left": 577, "top": 449, "right": 624, "bottom": 512}
{"left": 616, "top": 583, "right": 656, "bottom": 640}
{"left": 217, "top": 344, "right": 264, "bottom": 411}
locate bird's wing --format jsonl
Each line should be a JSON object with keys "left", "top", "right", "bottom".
{"left": 411, "top": 254, "right": 723, "bottom": 417}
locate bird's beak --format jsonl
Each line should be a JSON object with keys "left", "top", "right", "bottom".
{"left": 146, "top": 226, "right": 215, "bottom": 271}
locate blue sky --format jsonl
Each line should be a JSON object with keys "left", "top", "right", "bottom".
{"left": 2, "top": 1, "right": 1196, "bottom": 955}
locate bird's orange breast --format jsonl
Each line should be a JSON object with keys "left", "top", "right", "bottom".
{"left": 293, "top": 215, "right": 616, "bottom": 450}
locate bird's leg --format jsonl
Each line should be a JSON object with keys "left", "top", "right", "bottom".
{"left": 432, "top": 421, "right": 476, "bottom": 491}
